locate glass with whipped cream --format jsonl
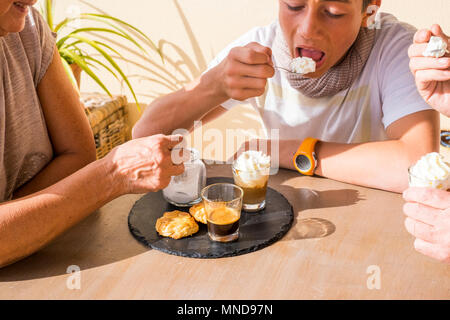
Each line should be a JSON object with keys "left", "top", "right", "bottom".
{"left": 408, "top": 152, "right": 450, "bottom": 190}
{"left": 232, "top": 151, "right": 271, "bottom": 212}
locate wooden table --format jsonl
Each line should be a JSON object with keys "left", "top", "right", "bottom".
{"left": 0, "top": 164, "right": 448, "bottom": 299}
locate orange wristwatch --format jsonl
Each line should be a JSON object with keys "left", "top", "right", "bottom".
{"left": 293, "top": 138, "right": 319, "bottom": 176}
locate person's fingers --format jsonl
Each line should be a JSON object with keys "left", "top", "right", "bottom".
{"left": 408, "top": 43, "right": 430, "bottom": 58}
{"left": 409, "top": 57, "right": 450, "bottom": 73}
{"left": 403, "top": 187, "right": 450, "bottom": 210}
{"left": 404, "top": 217, "right": 437, "bottom": 243}
{"left": 168, "top": 147, "right": 181, "bottom": 165}
{"left": 430, "top": 24, "right": 449, "bottom": 42}
{"left": 403, "top": 202, "right": 442, "bottom": 226}
{"left": 415, "top": 69, "right": 450, "bottom": 85}
{"left": 245, "top": 42, "right": 273, "bottom": 64}
{"left": 413, "top": 28, "right": 432, "bottom": 44}
{"left": 410, "top": 26, "right": 449, "bottom": 57}
{"left": 414, "top": 238, "right": 450, "bottom": 263}
{"left": 170, "top": 163, "right": 185, "bottom": 176}
{"left": 226, "top": 76, "right": 268, "bottom": 90}
{"left": 165, "top": 134, "right": 185, "bottom": 150}
{"left": 230, "top": 62, "right": 275, "bottom": 79}
{"left": 228, "top": 87, "right": 267, "bottom": 101}
{"left": 230, "top": 46, "right": 271, "bottom": 65}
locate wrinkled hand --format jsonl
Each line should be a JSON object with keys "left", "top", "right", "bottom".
{"left": 217, "top": 42, "right": 275, "bottom": 101}
{"left": 403, "top": 187, "right": 450, "bottom": 263}
{"left": 408, "top": 24, "right": 450, "bottom": 115}
{"left": 105, "top": 134, "right": 185, "bottom": 194}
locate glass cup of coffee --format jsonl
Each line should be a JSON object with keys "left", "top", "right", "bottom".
{"left": 201, "top": 183, "right": 244, "bottom": 242}
{"left": 232, "top": 151, "right": 270, "bottom": 212}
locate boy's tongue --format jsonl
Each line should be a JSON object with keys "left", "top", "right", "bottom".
{"left": 300, "top": 48, "right": 323, "bottom": 62}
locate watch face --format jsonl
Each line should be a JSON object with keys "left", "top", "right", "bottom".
{"left": 295, "top": 154, "right": 311, "bottom": 172}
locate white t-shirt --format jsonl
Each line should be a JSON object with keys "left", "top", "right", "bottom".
{"left": 206, "top": 13, "right": 431, "bottom": 143}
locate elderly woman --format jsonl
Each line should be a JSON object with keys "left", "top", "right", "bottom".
{"left": 0, "top": 1, "right": 184, "bottom": 267}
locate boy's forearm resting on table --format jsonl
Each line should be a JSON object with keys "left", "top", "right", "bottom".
{"left": 0, "top": 158, "right": 119, "bottom": 268}
{"left": 279, "top": 139, "right": 437, "bottom": 193}
{"left": 315, "top": 140, "right": 434, "bottom": 193}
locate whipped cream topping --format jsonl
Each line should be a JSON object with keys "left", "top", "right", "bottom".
{"left": 290, "top": 57, "right": 316, "bottom": 75}
{"left": 409, "top": 152, "right": 450, "bottom": 188}
{"left": 423, "top": 36, "right": 449, "bottom": 58}
{"left": 234, "top": 151, "right": 271, "bottom": 173}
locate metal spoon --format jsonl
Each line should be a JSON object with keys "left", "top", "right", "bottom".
{"left": 274, "top": 65, "right": 291, "bottom": 72}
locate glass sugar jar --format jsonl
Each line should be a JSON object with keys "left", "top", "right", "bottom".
{"left": 163, "top": 148, "right": 206, "bottom": 207}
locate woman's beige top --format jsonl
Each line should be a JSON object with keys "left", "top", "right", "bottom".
{"left": 0, "top": 7, "right": 55, "bottom": 201}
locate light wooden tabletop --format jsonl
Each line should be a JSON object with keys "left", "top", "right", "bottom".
{"left": 0, "top": 164, "right": 448, "bottom": 300}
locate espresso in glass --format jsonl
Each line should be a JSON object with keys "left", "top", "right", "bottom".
{"left": 201, "top": 183, "right": 243, "bottom": 242}
{"left": 207, "top": 207, "right": 240, "bottom": 239}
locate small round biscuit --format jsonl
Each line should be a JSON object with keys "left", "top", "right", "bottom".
{"left": 189, "top": 202, "right": 207, "bottom": 224}
{"left": 155, "top": 210, "right": 199, "bottom": 239}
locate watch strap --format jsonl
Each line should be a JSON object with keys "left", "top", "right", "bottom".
{"left": 293, "top": 137, "right": 319, "bottom": 176}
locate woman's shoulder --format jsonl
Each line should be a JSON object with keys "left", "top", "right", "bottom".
{"left": 19, "top": 7, "right": 55, "bottom": 53}
{"left": 2, "top": 7, "right": 56, "bottom": 86}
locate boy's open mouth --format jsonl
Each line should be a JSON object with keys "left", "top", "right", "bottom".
{"left": 296, "top": 47, "right": 326, "bottom": 68}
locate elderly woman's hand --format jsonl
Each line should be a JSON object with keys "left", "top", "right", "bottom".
{"left": 104, "top": 134, "right": 185, "bottom": 195}
{"left": 403, "top": 187, "right": 450, "bottom": 263}
{"left": 408, "top": 24, "right": 450, "bottom": 115}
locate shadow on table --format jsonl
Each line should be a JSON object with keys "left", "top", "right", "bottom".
{"left": 277, "top": 185, "right": 365, "bottom": 241}
{"left": 0, "top": 172, "right": 365, "bottom": 281}
{"left": 0, "top": 204, "right": 149, "bottom": 282}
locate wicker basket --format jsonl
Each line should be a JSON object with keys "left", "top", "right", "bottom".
{"left": 81, "top": 93, "right": 129, "bottom": 159}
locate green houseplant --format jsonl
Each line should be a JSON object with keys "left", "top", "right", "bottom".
{"left": 40, "top": 0, "right": 162, "bottom": 110}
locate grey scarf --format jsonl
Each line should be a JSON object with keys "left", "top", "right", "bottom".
{"left": 272, "top": 22, "right": 376, "bottom": 98}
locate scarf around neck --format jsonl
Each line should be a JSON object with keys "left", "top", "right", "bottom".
{"left": 272, "top": 22, "right": 377, "bottom": 98}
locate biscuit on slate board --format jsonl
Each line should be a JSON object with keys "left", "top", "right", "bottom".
{"left": 155, "top": 210, "right": 199, "bottom": 239}
{"left": 189, "top": 203, "right": 207, "bottom": 224}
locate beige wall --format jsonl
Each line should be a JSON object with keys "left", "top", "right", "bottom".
{"left": 381, "top": 0, "right": 450, "bottom": 31}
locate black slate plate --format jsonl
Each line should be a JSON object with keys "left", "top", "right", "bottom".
{"left": 128, "top": 177, "right": 294, "bottom": 259}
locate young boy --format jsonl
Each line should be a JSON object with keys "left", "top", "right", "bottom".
{"left": 133, "top": 0, "right": 439, "bottom": 193}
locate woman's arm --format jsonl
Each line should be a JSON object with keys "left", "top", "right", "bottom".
{"left": 0, "top": 134, "right": 185, "bottom": 268}
{"left": 1, "top": 158, "right": 116, "bottom": 268}
{"left": 13, "top": 47, "right": 96, "bottom": 199}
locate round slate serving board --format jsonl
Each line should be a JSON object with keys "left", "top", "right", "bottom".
{"left": 128, "top": 177, "right": 294, "bottom": 259}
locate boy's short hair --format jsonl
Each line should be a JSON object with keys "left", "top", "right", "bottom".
{"left": 363, "top": 0, "right": 372, "bottom": 11}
